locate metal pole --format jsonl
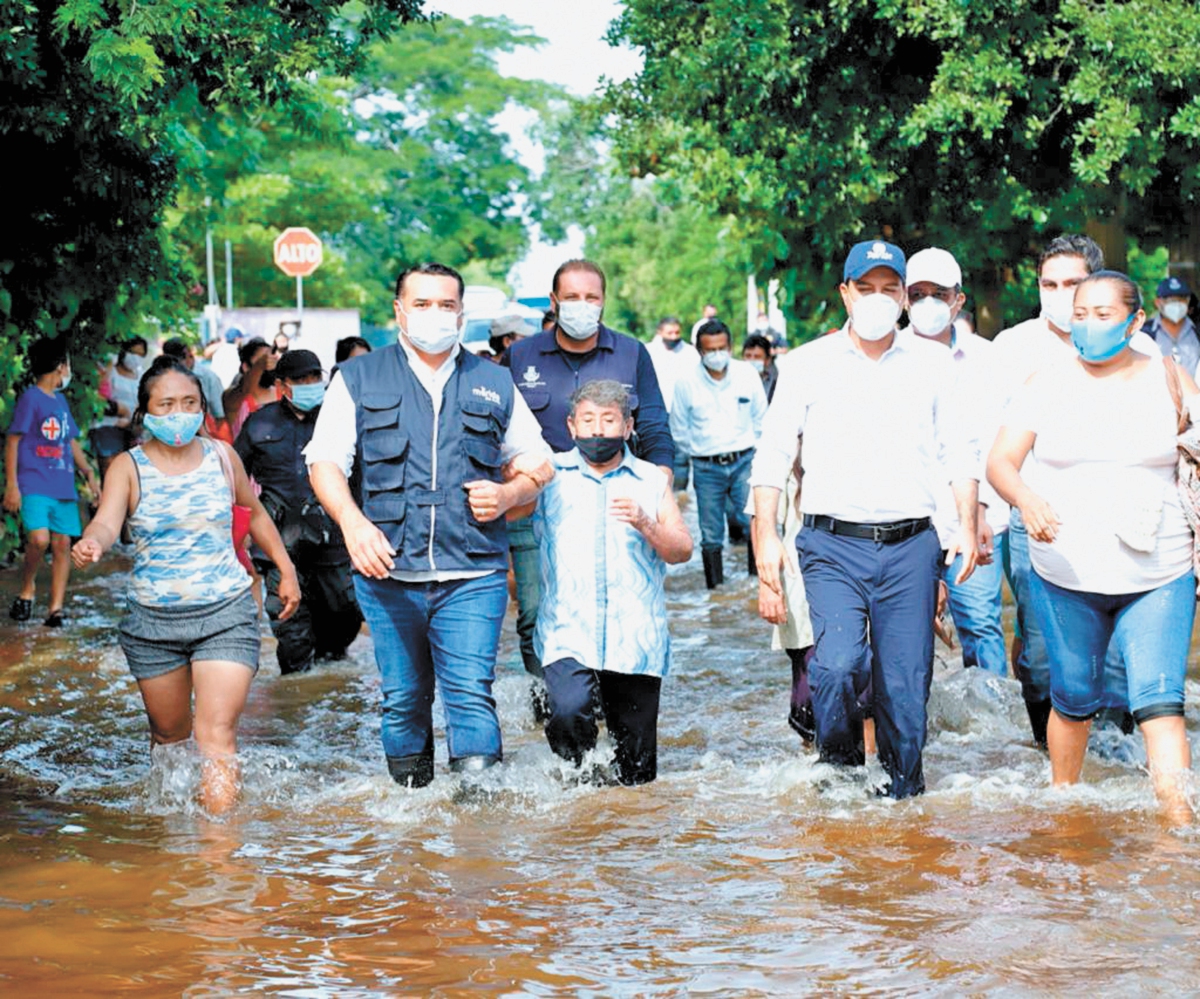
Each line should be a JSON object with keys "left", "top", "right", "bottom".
{"left": 297, "top": 275, "right": 304, "bottom": 320}
{"left": 225, "top": 240, "right": 233, "bottom": 309}
{"left": 205, "top": 229, "right": 217, "bottom": 307}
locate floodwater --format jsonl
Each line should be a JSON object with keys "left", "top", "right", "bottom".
{"left": 3, "top": 526, "right": 1200, "bottom": 995}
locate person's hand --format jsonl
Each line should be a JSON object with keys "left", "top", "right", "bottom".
{"left": 72, "top": 537, "right": 103, "bottom": 569}
{"left": 1019, "top": 494, "right": 1060, "bottom": 543}
{"left": 465, "top": 479, "right": 508, "bottom": 523}
{"left": 933, "top": 579, "right": 954, "bottom": 647}
{"left": 755, "top": 529, "right": 789, "bottom": 617}
{"left": 276, "top": 569, "right": 301, "bottom": 621}
{"left": 343, "top": 512, "right": 396, "bottom": 579}
{"left": 609, "top": 496, "right": 651, "bottom": 533}
{"left": 758, "top": 579, "right": 787, "bottom": 625}
{"left": 976, "top": 519, "right": 994, "bottom": 567}
{"left": 3, "top": 485, "right": 20, "bottom": 515}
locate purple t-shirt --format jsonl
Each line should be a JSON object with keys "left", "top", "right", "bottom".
{"left": 8, "top": 387, "right": 79, "bottom": 500}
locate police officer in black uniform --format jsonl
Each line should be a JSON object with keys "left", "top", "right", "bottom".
{"left": 234, "top": 349, "right": 363, "bottom": 673}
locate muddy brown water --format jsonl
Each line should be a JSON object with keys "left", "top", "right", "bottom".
{"left": 3, "top": 534, "right": 1200, "bottom": 995}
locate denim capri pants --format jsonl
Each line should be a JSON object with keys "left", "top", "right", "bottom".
{"left": 1029, "top": 569, "right": 1194, "bottom": 725}
{"left": 118, "top": 587, "right": 261, "bottom": 680}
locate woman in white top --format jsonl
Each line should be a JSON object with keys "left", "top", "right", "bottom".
{"left": 989, "top": 270, "right": 1197, "bottom": 821}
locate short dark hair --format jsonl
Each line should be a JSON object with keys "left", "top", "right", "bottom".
{"left": 569, "top": 379, "right": 631, "bottom": 420}
{"left": 1076, "top": 269, "right": 1143, "bottom": 315}
{"left": 394, "top": 262, "right": 465, "bottom": 301}
{"left": 696, "top": 319, "right": 731, "bottom": 349}
{"left": 28, "top": 336, "right": 68, "bottom": 377}
{"left": 657, "top": 316, "right": 682, "bottom": 332}
{"left": 134, "top": 356, "right": 206, "bottom": 429}
{"left": 238, "top": 337, "right": 269, "bottom": 368}
{"left": 1038, "top": 234, "right": 1104, "bottom": 277}
{"left": 551, "top": 258, "right": 606, "bottom": 296}
{"left": 161, "top": 337, "right": 190, "bottom": 360}
{"left": 335, "top": 336, "right": 372, "bottom": 364}
{"left": 743, "top": 333, "right": 773, "bottom": 356}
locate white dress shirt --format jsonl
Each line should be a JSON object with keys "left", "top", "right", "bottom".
{"left": 305, "top": 337, "right": 550, "bottom": 583}
{"left": 917, "top": 328, "right": 1010, "bottom": 544}
{"left": 645, "top": 336, "right": 699, "bottom": 414}
{"left": 750, "top": 326, "right": 978, "bottom": 522}
{"left": 670, "top": 357, "right": 767, "bottom": 457}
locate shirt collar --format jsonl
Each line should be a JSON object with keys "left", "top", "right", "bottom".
{"left": 398, "top": 332, "right": 461, "bottom": 375}
{"left": 834, "top": 321, "right": 911, "bottom": 358}
{"left": 538, "top": 324, "right": 617, "bottom": 356}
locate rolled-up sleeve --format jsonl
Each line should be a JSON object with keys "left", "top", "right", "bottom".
{"left": 750, "top": 359, "right": 807, "bottom": 491}
{"left": 303, "top": 372, "right": 357, "bottom": 478}
{"left": 632, "top": 343, "right": 675, "bottom": 467}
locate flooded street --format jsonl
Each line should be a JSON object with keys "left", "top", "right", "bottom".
{"left": 4, "top": 524, "right": 1200, "bottom": 995}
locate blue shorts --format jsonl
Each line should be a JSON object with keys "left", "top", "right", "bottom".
{"left": 21, "top": 494, "right": 81, "bottom": 536}
{"left": 1030, "top": 569, "right": 1195, "bottom": 725}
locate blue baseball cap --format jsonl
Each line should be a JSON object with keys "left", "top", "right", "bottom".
{"left": 1157, "top": 276, "right": 1192, "bottom": 299}
{"left": 843, "top": 240, "right": 906, "bottom": 283}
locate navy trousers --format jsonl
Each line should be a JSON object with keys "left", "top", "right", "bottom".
{"left": 543, "top": 657, "right": 662, "bottom": 785}
{"left": 797, "top": 524, "right": 941, "bottom": 798}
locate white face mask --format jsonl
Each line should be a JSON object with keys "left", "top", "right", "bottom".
{"left": 747, "top": 358, "right": 765, "bottom": 373}
{"left": 851, "top": 293, "right": 902, "bottom": 341}
{"left": 702, "top": 350, "right": 730, "bottom": 372}
{"left": 1163, "top": 300, "right": 1189, "bottom": 324}
{"left": 1039, "top": 288, "right": 1076, "bottom": 332}
{"left": 60, "top": 370, "right": 72, "bottom": 391}
{"left": 909, "top": 297, "right": 953, "bottom": 337}
{"left": 401, "top": 306, "right": 461, "bottom": 354}
{"left": 123, "top": 354, "right": 144, "bottom": 375}
{"left": 557, "top": 300, "right": 602, "bottom": 341}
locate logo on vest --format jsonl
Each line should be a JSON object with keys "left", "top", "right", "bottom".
{"left": 866, "top": 241, "right": 892, "bottom": 261}
{"left": 522, "top": 366, "right": 540, "bottom": 385}
{"left": 472, "top": 385, "right": 501, "bottom": 406}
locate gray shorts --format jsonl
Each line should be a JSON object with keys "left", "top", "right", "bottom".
{"left": 118, "top": 588, "right": 261, "bottom": 680}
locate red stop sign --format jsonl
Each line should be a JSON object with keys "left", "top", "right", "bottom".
{"left": 273, "top": 227, "right": 323, "bottom": 278}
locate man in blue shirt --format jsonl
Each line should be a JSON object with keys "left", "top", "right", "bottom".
{"left": 503, "top": 259, "right": 675, "bottom": 691}
{"left": 1144, "top": 276, "right": 1198, "bottom": 376}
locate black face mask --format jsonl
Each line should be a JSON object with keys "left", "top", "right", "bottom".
{"left": 663, "top": 338, "right": 683, "bottom": 352}
{"left": 575, "top": 435, "right": 626, "bottom": 465}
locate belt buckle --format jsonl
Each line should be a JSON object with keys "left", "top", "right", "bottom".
{"left": 871, "top": 524, "right": 885, "bottom": 543}
{"left": 715, "top": 452, "right": 734, "bottom": 466}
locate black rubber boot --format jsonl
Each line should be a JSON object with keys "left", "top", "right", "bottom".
{"left": 702, "top": 549, "right": 724, "bottom": 590}
{"left": 449, "top": 754, "right": 501, "bottom": 773}
{"left": 1026, "top": 698, "right": 1052, "bottom": 750}
{"left": 386, "top": 752, "right": 435, "bottom": 788}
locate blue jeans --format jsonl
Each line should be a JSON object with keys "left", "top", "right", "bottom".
{"left": 691, "top": 450, "right": 752, "bottom": 553}
{"left": 673, "top": 452, "right": 690, "bottom": 493}
{"left": 1030, "top": 570, "right": 1195, "bottom": 724}
{"left": 798, "top": 524, "right": 941, "bottom": 799}
{"left": 353, "top": 571, "right": 508, "bottom": 762}
{"left": 1005, "top": 508, "right": 1128, "bottom": 708}
{"left": 944, "top": 542, "right": 1007, "bottom": 676}
{"left": 507, "top": 515, "right": 542, "bottom": 678}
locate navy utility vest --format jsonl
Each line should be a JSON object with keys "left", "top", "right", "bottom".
{"left": 339, "top": 344, "right": 514, "bottom": 574}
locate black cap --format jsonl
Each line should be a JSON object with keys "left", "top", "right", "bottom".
{"left": 275, "top": 349, "right": 322, "bottom": 381}
{"left": 1157, "top": 276, "right": 1192, "bottom": 299}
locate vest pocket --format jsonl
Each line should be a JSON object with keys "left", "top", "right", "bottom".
{"left": 362, "top": 430, "right": 408, "bottom": 468}
{"left": 364, "top": 495, "right": 406, "bottom": 525}
{"left": 461, "top": 435, "right": 502, "bottom": 479}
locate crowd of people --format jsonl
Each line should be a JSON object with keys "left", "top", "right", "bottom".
{"left": 6, "top": 237, "right": 1199, "bottom": 821}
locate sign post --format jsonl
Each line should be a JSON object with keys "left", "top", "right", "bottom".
{"left": 273, "top": 227, "right": 323, "bottom": 322}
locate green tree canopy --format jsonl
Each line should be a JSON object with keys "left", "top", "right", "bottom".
{"left": 606, "top": 0, "right": 1200, "bottom": 334}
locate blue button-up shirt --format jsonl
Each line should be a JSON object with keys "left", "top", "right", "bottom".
{"left": 1145, "top": 314, "right": 1200, "bottom": 378}
{"left": 505, "top": 325, "right": 675, "bottom": 467}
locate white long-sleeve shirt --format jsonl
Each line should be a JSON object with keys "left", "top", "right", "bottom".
{"left": 670, "top": 357, "right": 767, "bottom": 457}
{"left": 750, "top": 326, "right": 978, "bottom": 522}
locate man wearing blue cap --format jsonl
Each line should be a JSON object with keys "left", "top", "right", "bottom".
{"left": 1145, "top": 276, "right": 1198, "bottom": 375}
{"left": 750, "top": 240, "right": 979, "bottom": 798}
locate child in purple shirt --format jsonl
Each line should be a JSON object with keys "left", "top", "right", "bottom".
{"left": 4, "top": 336, "right": 100, "bottom": 626}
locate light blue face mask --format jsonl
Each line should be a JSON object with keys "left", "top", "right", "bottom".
{"left": 1070, "top": 313, "right": 1136, "bottom": 363}
{"left": 142, "top": 411, "right": 204, "bottom": 447}
{"left": 289, "top": 383, "right": 326, "bottom": 412}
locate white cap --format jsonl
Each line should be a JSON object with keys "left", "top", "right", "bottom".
{"left": 906, "top": 248, "right": 962, "bottom": 289}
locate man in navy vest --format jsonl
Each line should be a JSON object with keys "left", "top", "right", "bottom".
{"left": 307, "top": 263, "right": 554, "bottom": 788}
{"left": 504, "top": 259, "right": 675, "bottom": 691}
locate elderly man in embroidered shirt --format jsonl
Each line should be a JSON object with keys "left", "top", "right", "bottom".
{"left": 528, "top": 379, "right": 692, "bottom": 785}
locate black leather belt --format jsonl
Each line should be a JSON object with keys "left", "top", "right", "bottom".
{"left": 694, "top": 447, "right": 752, "bottom": 466}
{"left": 802, "top": 514, "right": 931, "bottom": 544}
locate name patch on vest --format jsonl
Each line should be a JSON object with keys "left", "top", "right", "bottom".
{"left": 472, "top": 385, "right": 502, "bottom": 406}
